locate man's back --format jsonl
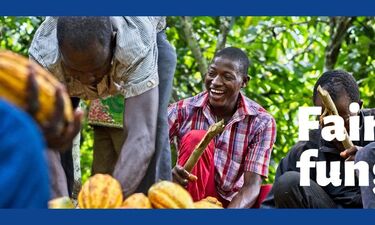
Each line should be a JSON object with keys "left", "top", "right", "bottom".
{"left": 29, "top": 16, "right": 162, "bottom": 100}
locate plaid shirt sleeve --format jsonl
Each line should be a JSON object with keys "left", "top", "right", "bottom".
{"left": 168, "top": 102, "right": 180, "bottom": 141}
{"left": 244, "top": 116, "right": 276, "bottom": 177}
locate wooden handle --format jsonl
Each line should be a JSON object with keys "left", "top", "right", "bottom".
{"left": 317, "top": 85, "right": 353, "bottom": 149}
{"left": 183, "top": 119, "right": 225, "bottom": 172}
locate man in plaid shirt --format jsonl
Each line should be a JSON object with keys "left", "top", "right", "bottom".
{"left": 168, "top": 47, "right": 276, "bottom": 208}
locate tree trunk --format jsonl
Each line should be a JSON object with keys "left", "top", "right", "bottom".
{"left": 215, "top": 17, "right": 235, "bottom": 54}
{"left": 180, "top": 16, "right": 208, "bottom": 77}
{"left": 179, "top": 16, "right": 234, "bottom": 92}
{"left": 324, "top": 17, "right": 355, "bottom": 71}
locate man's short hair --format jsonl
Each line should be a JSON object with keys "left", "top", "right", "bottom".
{"left": 57, "top": 17, "right": 112, "bottom": 51}
{"left": 214, "top": 47, "right": 250, "bottom": 77}
{"left": 313, "top": 70, "right": 360, "bottom": 104}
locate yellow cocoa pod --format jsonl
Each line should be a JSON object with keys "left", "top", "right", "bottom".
{"left": 48, "top": 196, "right": 75, "bottom": 209}
{"left": 121, "top": 193, "right": 152, "bottom": 209}
{"left": 193, "top": 200, "right": 223, "bottom": 209}
{"left": 148, "top": 181, "right": 194, "bottom": 209}
{"left": 201, "top": 196, "right": 223, "bottom": 207}
{"left": 78, "top": 174, "right": 123, "bottom": 209}
{"left": 0, "top": 50, "right": 73, "bottom": 126}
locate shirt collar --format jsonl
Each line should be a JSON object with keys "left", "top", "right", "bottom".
{"left": 239, "top": 92, "right": 258, "bottom": 116}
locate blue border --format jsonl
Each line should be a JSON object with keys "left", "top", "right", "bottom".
{"left": 1, "top": 209, "right": 375, "bottom": 225}
{"left": 1, "top": 0, "right": 375, "bottom": 16}
{"left": 2, "top": 0, "right": 375, "bottom": 224}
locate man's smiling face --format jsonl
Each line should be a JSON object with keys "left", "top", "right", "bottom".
{"left": 205, "top": 56, "right": 248, "bottom": 112}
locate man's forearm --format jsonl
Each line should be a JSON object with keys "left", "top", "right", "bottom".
{"left": 47, "top": 149, "right": 69, "bottom": 199}
{"left": 113, "top": 130, "right": 156, "bottom": 196}
{"left": 228, "top": 172, "right": 262, "bottom": 208}
{"left": 227, "top": 185, "right": 260, "bottom": 208}
{"left": 113, "top": 87, "right": 158, "bottom": 196}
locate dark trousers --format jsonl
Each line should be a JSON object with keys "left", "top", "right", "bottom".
{"left": 59, "top": 97, "right": 80, "bottom": 197}
{"left": 274, "top": 171, "right": 338, "bottom": 208}
{"left": 355, "top": 142, "right": 375, "bottom": 208}
{"left": 136, "top": 31, "right": 176, "bottom": 193}
{"left": 92, "top": 126, "right": 125, "bottom": 175}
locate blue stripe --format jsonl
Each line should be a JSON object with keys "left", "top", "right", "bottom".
{"left": 1, "top": 0, "right": 375, "bottom": 15}
{"left": 0, "top": 209, "right": 374, "bottom": 225}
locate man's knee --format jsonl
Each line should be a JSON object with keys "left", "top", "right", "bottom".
{"left": 274, "top": 171, "right": 300, "bottom": 197}
{"left": 355, "top": 142, "right": 375, "bottom": 164}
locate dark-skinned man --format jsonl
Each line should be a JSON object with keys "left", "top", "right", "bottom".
{"left": 168, "top": 47, "right": 277, "bottom": 208}
{"left": 261, "top": 70, "right": 375, "bottom": 208}
{"left": 353, "top": 142, "right": 375, "bottom": 208}
{"left": 29, "top": 16, "right": 176, "bottom": 198}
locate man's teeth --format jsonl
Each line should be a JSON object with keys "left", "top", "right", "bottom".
{"left": 211, "top": 89, "right": 224, "bottom": 94}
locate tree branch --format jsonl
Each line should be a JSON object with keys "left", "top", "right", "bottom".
{"left": 215, "top": 17, "right": 235, "bottom": 54}
{"left": 179, "top": 16, "right": 208, "bottom": 77}
{"left": 324, "top": 17, "right": 355, "bottom": 71}
{"left": 183, "top": 119, "right": 225, "bottom": 172}
{"left": 289, "top": 40, "right": 314, "bottom": 61}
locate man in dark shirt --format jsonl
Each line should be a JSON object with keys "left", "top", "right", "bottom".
{"left": 354, "top": 140, "right": 375, "bottom": 208}
{"left": 261, "top": 70, "right": 375, "bottom": 208}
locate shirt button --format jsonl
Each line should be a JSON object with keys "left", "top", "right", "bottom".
{"left": 147, "top": 79, "right": 155, "bottom": 87}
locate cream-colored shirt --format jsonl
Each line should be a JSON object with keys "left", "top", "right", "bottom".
{"left": 29, "top": 17, "right": 165, "bottom": 100}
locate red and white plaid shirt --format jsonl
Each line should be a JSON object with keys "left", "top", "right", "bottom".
{"left": 168, "top": 91, "right": 276, "bottom": 201}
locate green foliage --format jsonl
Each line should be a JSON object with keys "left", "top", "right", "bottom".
{"left": 166, "top": 16, "right": 375, "bottom": 183}
{"left": 3, "top": 16, "right": 375, "bottom": 185}
{"left": 0, "top": 16, "right": 43, "bottom": 55}
{"left": 336, "top": 17, "right": 375, "bottom": 108}
{"left": 80, "top": 120, "right": 93, "bottom": 184}
{"left": 79, "top": 102, "right": 94, "bottom": 184}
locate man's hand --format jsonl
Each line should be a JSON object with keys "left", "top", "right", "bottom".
{"left": 42, "top": 90, "right": 83, "bottom": 151}
{"left": 172, "top": 165, "right": 197, "bottom": 188}
{"left": 25, "top": 66, "right": 83, "bottom": 152}
{"left": 340, "top": 146, "right": 363, "bottom": 161}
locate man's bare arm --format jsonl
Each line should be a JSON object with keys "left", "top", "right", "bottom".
{"left": 46, "top": 150, "right": 69, "bottom": 199}
{"left": 227, "top": 171, "right": 262, "bottom": 208}
{"left": 113, "top": 87, "right": 158, "bottom": 196}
